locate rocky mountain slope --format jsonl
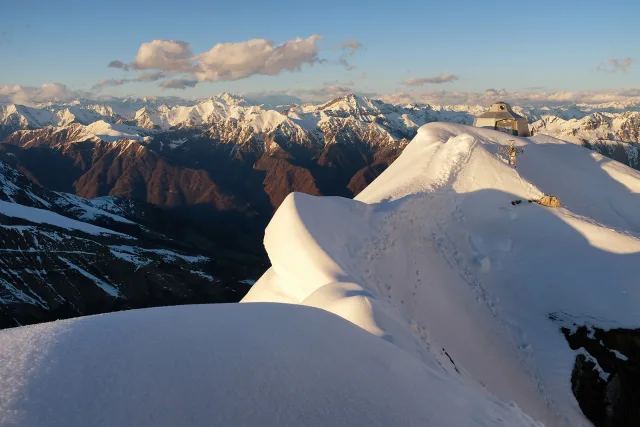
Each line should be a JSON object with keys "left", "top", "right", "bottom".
{"left": 1, "top": 94, "right": 639, "bottom": 233}
{"left": 0, "top": 159, "right": 259, "bottom": 329}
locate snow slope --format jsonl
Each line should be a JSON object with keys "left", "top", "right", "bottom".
{"left": 82, "top": 121, "right": 145, "bottom": 142}
{"left": 0, "top": 303, "right": 541, "bottom": 427}
{"left": 244, "top": 123, "right": 640, "bottom": 426}
{"left": 0, "top": 200, "right": 129, "bottom": 237}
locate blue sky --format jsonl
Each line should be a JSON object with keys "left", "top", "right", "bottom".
{"left": 1, "top": 0, "right": 639, "bottom": 103}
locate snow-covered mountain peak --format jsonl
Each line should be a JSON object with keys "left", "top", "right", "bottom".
{"left": 3, "top": 95, "right": 640, "bottom": 174}
{"left": 0, "top": 103, "right": 56, "bottom": 128}
{"left": 314, "top": 94, "right": 379, "bottom": 114}
{"left": 209, "top": 92, "right": 250, "bottom": 107}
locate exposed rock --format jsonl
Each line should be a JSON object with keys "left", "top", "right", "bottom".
{"left": 560, "top": 324, "right": 640, "bottom": 427}
{"left": 571, "top": 354, "right": 606, "bottom": 425}
{"left": 0, "top": 160, "right": 261, "bottom": 329}
{"left": 535, "top": 195, "right": 561, "bottom": 208}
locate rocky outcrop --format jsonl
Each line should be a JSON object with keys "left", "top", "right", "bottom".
{"left": 0, "top": 160, "right": 262, "bottom": 330}
{"left": 561, "top": 325, "right": 640, "bottom": 427}
{"left": 535, "top": 195, "right": 561, "bottom": 208}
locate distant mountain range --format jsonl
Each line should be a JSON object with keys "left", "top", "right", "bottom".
{"left": 1, "top": 93, "right": 639, "bottom": 333}
{"left": 1, "top": 92, "right": 639, "bottom": 236}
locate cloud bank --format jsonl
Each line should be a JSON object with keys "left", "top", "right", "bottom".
{"left": 0, "top": 83, "right": 88, "bottom": 105}
{"left": 379, "top": 88, "right": 640, "bottom": 106}
{"left": 4, "top": 82, "right": 640, "bottom": 110}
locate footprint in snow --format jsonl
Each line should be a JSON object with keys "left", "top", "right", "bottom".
{"left": 479, "top": 257, "right": 491, "bottom": 273}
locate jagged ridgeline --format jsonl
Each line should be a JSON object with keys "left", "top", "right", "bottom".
{"left": 0, "top": 160, "right": 261, "bottom": 329}
{"left": 2, "top": 95, "right": 638, "bottom": 237}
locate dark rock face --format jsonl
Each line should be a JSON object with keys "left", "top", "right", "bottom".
{"left": 0, "top": 98, "right": 433, "bottom": 331}
{"left": 0, "top": 160, "right": 263, "bottom": 330}
{"left": 561, "top": 324, "right": 640, "bottom": 427}
{"left": 0, "top": 123, "right": 402, "bottom": 236}
{"left": 586, "top": 140, "right": 640, "bottom": 171}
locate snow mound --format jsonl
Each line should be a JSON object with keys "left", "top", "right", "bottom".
{"left": 0, "top": 304, "right": 540, "bottom": 427}
{"left": 244, "top": 123, "right": 640, "bottom": 426}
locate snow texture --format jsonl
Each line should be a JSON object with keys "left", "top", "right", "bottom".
{"left": 57, "top": 257, "right": 120, "bottom": 297}
{"left": 0, "top": 200, "right": 130, "bottom": 237}
{"left": 53, "top": 194, "right": 135, "bottom": 224}
{"left": 244, "top": 123, "right": 640, "bottom": 426}
{"left": 109, "top": 245, "right": 207, "bottom": 264}
{"left": 82, "top": 121, "right": 144, "bottom": 143}
{"left": 0, "top": 304, "right": 542, "bottom": 427}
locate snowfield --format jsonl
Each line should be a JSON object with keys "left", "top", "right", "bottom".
{"left": 244, "top": 123, "right": 640, "bottom": 426}
{"left": 1, "top": 122, "right": 639, "bottom": 426}
{"left": 0, "top": 304, "right": 541, "bottom": 427}
{"left": 82, "top": 120, "right": 145, "bottom": 142}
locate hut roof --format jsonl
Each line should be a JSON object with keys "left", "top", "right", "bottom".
{"left": 476, "top": 102, "right": 524, "bottom": 120}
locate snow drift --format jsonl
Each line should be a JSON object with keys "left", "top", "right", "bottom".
{"left": 244, "top": 123, "right": 640, "bottom": 426}
{"left": 0, "top": 304, "right": 541, "bottom": 427}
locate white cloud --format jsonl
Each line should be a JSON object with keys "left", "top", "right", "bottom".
{"left": 597, "top": 57, "right": 633, "bottom": 73}
{"left": 483, "top": 88, "right": 508, "bottom": 97}
{"left": 297, "top": 83, "right": 354, "bottom": 99}
{"left": 132, "top": 40, "right": 193, "bottom": 72}
{"left": 241, "top": 82, "right": 375, "bottom": 104}
{"left": 403, "top": 74, "right": 459, "bottom": 86}
{"left": 339, "top": 57, "right": 356, "bottom": 71}
{"left": 159, "top": 79, "right": 198, "bottom": 90}
{"left": 108, "top": 60, "right": 130, "bottom": 71}
{"left": 91, "top": 71, "right": 168, "bottom": 90}
{"left": 0, "top": 83, "right": 86, "bottom": 105}
{"left": 92, "top": 79, "right": 128, "bottom": 89}
{"left": 0, "top": 84, "right": 21, "bottom": 96}
{"left": 107, "top": 36, "right": 324, "bottom": 87}
{"left": 241, "top": 90, "right": 304, "bottom": 108}
{"left": 340, "top": 40, "right": 362, "bottom": 53}
{"left": 135, "top": 71, "right": 166, "bottom": 82}
{"left": 619, "top": 88, "right": 640, "bottom": 97}
{"left": 289, "top": 82, "right": 378, "bottom": 102}
{"left": 337, "top": 39, "right": 362, "bottom": 71}
{"left": 195, "top": 36, "right": 322, "bottom": 81}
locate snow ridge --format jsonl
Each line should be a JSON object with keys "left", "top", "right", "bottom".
{"left": 244, "top": 123, "right": 640, "bottom": 426}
